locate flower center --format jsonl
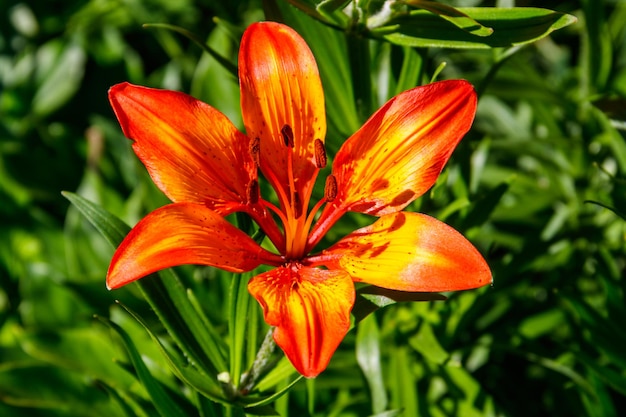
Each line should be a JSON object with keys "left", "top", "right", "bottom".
{"left": 248, "top": 125, "right": 338, "bottom": 262}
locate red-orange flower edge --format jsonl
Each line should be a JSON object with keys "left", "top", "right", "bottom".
{"left": 107, "top": 21, "right": 491, "bottom": 378}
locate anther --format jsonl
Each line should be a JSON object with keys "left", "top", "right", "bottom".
{"left": 281, "top": 124, "right": 295, "bottom": 148}
{"left": 314, "top": 139, "right": 327, "bottom": 168}
{"left": 249, "top": 137, "right": 260, "bottom": 166}
{"left": 246, "top": 179, "right": 260, "bottom": 204}
{"left": 324, "top": 175, "right": 337, "bottom": 202}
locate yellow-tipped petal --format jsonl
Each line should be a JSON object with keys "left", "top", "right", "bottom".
{"left": 248, "top": 265, "right": 354, "bottom": 377}
{"left": 239, "top": 22, "right": 326, "bottom": 210}
{"left": 332, "top": 80, "right": 477, "bottom": 215}
{"left": 323, "top": 212, "right": 491, "bottom": 292}
{"left": 109, "top": 82, "right": 255, "bottom": 213}
{"left": 107, "top": 203, "right": 270, "bottom": 289}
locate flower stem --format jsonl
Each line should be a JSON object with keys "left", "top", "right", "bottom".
{"left": 238, "top": 327, "right": 278, "bottom": 395}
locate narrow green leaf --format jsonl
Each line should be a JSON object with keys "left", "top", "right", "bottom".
{"left": 377, "top": 8, "right": 577, "bottom": 49}
{"left": 244, "top": 375, "right": 303, "bottom": 409}
{"left": 18, "top": 326, "right": 137, "bottom": 391}
{"left": 581, "top": 372, "right": 618, "bottom": 417}
{"left": 564, "top": 296, "right": 626, "bottom": 370}
{"left": 229, "top": 272, "right": 252, "bottom": 389}
{"left": 95, "top": 316, "right": 188, "bottom": 417}
{"left": 187, "top": 289, "right": 229, "bottom": 372}
{"left": 61, "top": 191, "right": 130, "bottom": 246}
{"left": 409, "top": 322, "right": 449, "bottom": 365}
{"left": 63, "top": 192, "right": 228, "bottom": 380}
{"left": 137, "top": 271, "right": 226, "bottom": 377}
{"left": 143, "top": 23, "right": 238, "bottom": 76}
{"left": 356, "top": 315, "right": 387, "bottom": 414}
{"left": 576, "top": 351, "right": 626, "bottom": 396}
{"left": 0, "top": 362, "right": 129, "bottom": 416}
{"left": 389, "top": 346, "right": 418, "bottom": 417}
{"left": 580, "top": 0, "right": 612, "bottom": 92}
{"left": 242, "top": 404, "right": 281, "bottom": 416}
{"left": 117, "top": 302, "right": 228, "bottom": 404}
{"left": 254, "top": 357, "right": 299, "bottom": 392}
{"left": 33, "top": 39, "right": 86, "bottom": 116}
{"left": 317, "top": 0, "right": 351, "bottom": 15}
{"left": 282, "top": 0, "right": 348, "bottom": 28}
{"left": 394, "top": 46, "right": 423, "bottom": 96}
{"left": 352, "top": 286, "right": 446, "bottom": 323}
{"left": 461, "top": 181, "right": 511, "bottom": 230}
{"left": 523, "top": 351, "right": 596, "bottom": 398}
{"left": 97, "top": 380, "right": 147, "bottom": 417}
{"left": 369, "top": 410, "right": 404, "bottom": 417}
{"left": 404, "top": 0, "right": 493, "bottom": 37}
{"left": 347, "top": 34, "right": 374, "bottom": 121}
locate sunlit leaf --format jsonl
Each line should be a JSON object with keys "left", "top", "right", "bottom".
{"left": 376, "top": 7, "right": 577, "bottom": 48}
{"left": 404, "top": 0, "right": 493, "bottom": 37}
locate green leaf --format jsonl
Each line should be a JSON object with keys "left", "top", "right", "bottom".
{"left": 376, "top": 8, "right": 577, "bottom": 49}
{"left": 143, "top": 23, "right": 238, "bottom": 76}
{"left": 116, "top": 302, "right": 227, "bottom": 404}
{"left": 282, "top": 0, "right": 348, "bottom": 28}
{"left": 244, "top": 374, "right": 302, "bottom": 409}
{"left": 229, "top": 271, "right": 252, "bottom": 390}
{"left": 394, "top": 46, "right": 424, "bottom": 96}
{"left": 17, "top": 326, "right": 138, "bottom": 392}
{"left": 136, "top": 270, "right": 228, "bottom": 378}
{"left": 61, "top": 191, "right": 130, "bottom": 247}
{"left": 62, "top": 192, "right": 229, "bottom": 383}
{"left": 369, "top": 410, "right": 404, "bottom": 417}
{"left": 576, "top": 351, "right": 626, "bottom": 397}
{"left": 356, "top": 315, "right": 387, "bottom": 414}
{"left": 0, "top": 362, "right": 127, "bottom": 416}
{"left": 564, "top": 296, "right": 626, "bottom": 370}
{"left": 187, "top": 289, "right": 229, "bottom": 371}
{"left": 95, "top": 316, "right": 189, "bottom": 417}
{"left": 316, "top": 0, "right": 350, "bottom": 15}
{"left": 254, "top": 357, "right": 299, "bottom": 393}
{"left": 32, "top": 39, "right": 86, "bottom": 116}
{"left": 404, "top": 0, "right": 493, "bottom": 37}
{"left": 352, "top": 286, "right": 446, "bottom": 323}
{"left": 461, "top": 180, "right": 511, "bottom": 230}
{"left": 409, "top": 322, "right": 449, "bottom": 365}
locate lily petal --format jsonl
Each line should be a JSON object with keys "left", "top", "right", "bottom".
{"left": 107, "top": 202, "right": 274, "bottom": 289}
{"left": 321, "top": 212, "right": 491, "bottom": 292}
{"left": 109, "top": 82, "right": 255, "bottom": 213}
{"left": 239, "top": 22, "right": 326, "bottom": 211}
{"left": 330, "top": 80, "right": 476, "bottom": 216}
{"left": 248, "top": 265, "right": 354, "bottom": 378}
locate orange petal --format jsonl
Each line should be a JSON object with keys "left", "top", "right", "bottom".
{"left": 322, "top": 212, "right": 491, "bottom": 292}
{"left": 331, "top": 80, "right": 476, "bottom": 215}
{"left": 107, "top": 203, "right": 273, "bottom": 289}
{"left": 239, "top": 22, "right": 326, "bottom": 212}
{"left": 248, "top": 265, "right": 354, "bottom": 377}
{"left": 109, "top": 82, "right": 255, "bottom": 213}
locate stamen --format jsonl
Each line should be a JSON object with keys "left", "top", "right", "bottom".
{"left": 293, "top": 191, "right": 303, "bottom": 219}
{"left": 246, "top": 179, "right": 260, "bottom": 204}
{"left": 324, "top": 175, "right": 337, "bottom": 202}
{"left": 249, "top": 137, "right": 261, "bottom": 166}
{"left": 281, "top": 124, "right": 295, "bottom": 148}
{"left": 314, "top": 139, "right": 327, "bottom": 168}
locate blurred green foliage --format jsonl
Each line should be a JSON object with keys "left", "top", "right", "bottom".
{"left": 1, "top": 0, "right": 625, "bottom": 416}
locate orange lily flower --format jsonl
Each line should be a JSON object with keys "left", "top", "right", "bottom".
{"left": 107, "top": 21, "right": 491, "bottom": 378}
